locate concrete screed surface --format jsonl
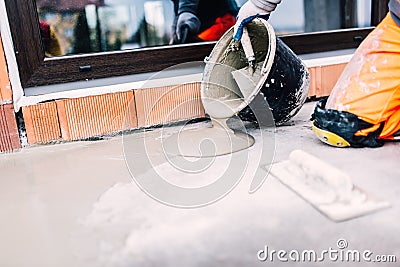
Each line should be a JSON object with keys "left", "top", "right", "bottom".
{"left": 0, "top": 102, "right": 399, "bottom": 267}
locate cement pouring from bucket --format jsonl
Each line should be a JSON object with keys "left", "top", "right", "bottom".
{"left": 164, "top": 18, "right": 309, "bottom": 158}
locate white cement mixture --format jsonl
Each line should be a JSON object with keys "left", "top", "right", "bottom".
{"left": 162, "top": 64, "right": 257, "bottom": 158}
{"left": 164, "top": 19, "right": 276, "bottom": 158}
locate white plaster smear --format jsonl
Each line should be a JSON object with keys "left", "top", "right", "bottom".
{"left": 79, "top": 128, "right": 267, "bottom": 267}
{"left": 302, "top": 54, "right": 353, "bottom": 68}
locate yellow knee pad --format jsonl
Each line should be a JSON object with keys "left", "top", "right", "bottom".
{"left": 312, "top": 122, "right": 351, "bottom": 148}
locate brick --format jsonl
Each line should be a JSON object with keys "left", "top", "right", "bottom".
{"left": 307, "top": 63, "right": 347, "bottom": 98}
{"left": 0, "top": 104, "right": 20, "bottom": 152}
{"left": 135, "top": 82, "right": 205, "bottom": 127}
{"left": 56, "top": 91, "right": 137, "bottom": 141}
{"left": 22, "top": 102, "right": 61, "bottom": 144}
{"left": 307, "top": 67, "right": 320, "bottom": 98}
{"left": 320, "top": 63, "right": 347, "bottom": 97}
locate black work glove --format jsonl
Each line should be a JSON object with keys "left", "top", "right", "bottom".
{"left": 175, "top": 12, "right": 201, "bottom": 43}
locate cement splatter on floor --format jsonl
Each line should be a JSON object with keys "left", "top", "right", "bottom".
{"left": 0, "top": 103, "right": 399, "bottom": 267}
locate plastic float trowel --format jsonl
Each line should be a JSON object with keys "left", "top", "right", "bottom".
{"left": 269, "top": 150, "right": 391, "bottom": 222}
{"left": 164, "top": 18, "right": 277, "bottom": 158}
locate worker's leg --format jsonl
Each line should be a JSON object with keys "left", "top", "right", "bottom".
{"left": 312, "top": 13, "right": 400, "bottom": 147}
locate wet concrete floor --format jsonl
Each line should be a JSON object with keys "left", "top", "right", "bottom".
{"left": 0, "top": 102, "right": 399, "bottom": 267}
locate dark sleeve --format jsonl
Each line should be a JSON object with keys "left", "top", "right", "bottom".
{"left": 177, "top": 0, "right": 200, "bottom": 15}
{"left": 389, "top": 0, "right": 400, "bottom": 20}
{"left": 228, "top": 0, "right": 239, "bottom": 16}
{"left": 389, "top": 0, "right": 400, "bottom": 26}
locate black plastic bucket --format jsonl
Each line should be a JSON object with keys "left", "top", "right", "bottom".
{"left": 238, "top": 37, "right": 310, "bottom": 125}
{"left": 202, "top": 18, "right": 310, "bottom": 125}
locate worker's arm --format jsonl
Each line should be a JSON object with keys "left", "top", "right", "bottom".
{"left": 177, "top": 0, "right": 200, "bottom": 15}
{"left": 389, "top": 0, "right": 400, "bottom": 26}
{"left": 233, "top": 0, "right": 282, "bottom": 41}
{"left": 174, "top": 0, "right": 201, "bottom": 43}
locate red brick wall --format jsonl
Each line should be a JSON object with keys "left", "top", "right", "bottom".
{"left": 0, "top": 104, "right": 20, "bottom": 152}
{"left": 0, "top": 35, "right": 20, "bottom": 152}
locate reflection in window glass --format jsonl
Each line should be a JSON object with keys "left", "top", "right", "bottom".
{"left": 267, "top": 0, "right": 305, "bottom": 34}
{"left": 258, "top": 0, "right": 371, "bottom": 35}
{"left": 36, "top": 0, "right": 174, "bottom": 55}
{"left": 36, "top": 0, "right": 372, "bottom": 56}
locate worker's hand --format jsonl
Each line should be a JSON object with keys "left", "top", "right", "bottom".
{"left": 176, "top": 12, "right": 201, "bottom": 43}
{"left": 233, "top": 0, "right": 281, "bottom": 41}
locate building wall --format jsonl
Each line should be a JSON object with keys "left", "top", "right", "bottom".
{"left": 0, "top": 34, "right": 347, "bottom": 152}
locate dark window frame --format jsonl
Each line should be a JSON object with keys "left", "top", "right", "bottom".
{"left": 5, "top": 0, "right": 389, "bottom": 88}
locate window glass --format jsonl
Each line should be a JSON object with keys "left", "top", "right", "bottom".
{"left": 36, "top": 0, "right": 372, "bottom": 57}
{"left": 36, "top": 0, "right": 175, "bottom": 56}
{"left": 268, "top": 0, "right": 371, "bottom": 34}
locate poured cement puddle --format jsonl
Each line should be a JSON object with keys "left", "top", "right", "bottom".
{"left": 162, "top": 86, "right": 256, "bottom": 158}
{"left": 163, "top": 118, "right": 254, "bottom": 158}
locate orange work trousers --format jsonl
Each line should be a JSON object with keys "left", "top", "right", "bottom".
{"left": 326, "top": 13, "right": 400, "bottom": 140}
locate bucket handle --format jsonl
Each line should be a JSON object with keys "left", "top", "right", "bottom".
{"left": 259, "top": 19, "right": 277, "bottom": 76}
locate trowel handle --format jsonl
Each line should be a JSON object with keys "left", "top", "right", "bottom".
{"left": 241, "top": 27, "right": 255, "bottom": 61}
{"left": 180, "top": 26, "right": 190, "bottom": 44}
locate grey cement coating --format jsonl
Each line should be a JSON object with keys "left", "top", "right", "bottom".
{"left": 0, "top": 102, "right": 399, "bottom": 267}
{"left": 163, "top": 119, "right": 255, "bottom": 157}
